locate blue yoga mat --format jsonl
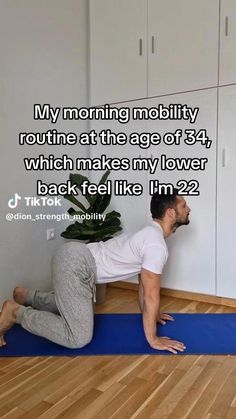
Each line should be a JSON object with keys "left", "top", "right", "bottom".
{"left": 1, "top": 313, "right": 236, "bottom": 356}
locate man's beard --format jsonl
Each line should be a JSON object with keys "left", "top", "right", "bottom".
{"left": 172, "top": 216, "right": 190, "bottom": 231}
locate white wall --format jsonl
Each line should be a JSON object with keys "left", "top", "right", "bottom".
{"left": 0, "top": 0, "right": 89, "bottom": 304}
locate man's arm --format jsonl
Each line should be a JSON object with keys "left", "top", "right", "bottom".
{"left": 138, "top": 274, "right": 174, "bottom": 324}
{"left": 140, "top": 268, "right": 186, "bottom": 354}
{"left": 138, "top": 274, "right": 144, "bottom": 312}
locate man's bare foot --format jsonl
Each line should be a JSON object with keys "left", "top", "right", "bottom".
{"left": 0, "top": 336, "right": 6, "bottom": 346}
{"left": 13, "top": 287, "right": 29, "bottom": 305}
{"left": 0, "top": 300, "right": 20, "bottom": 347}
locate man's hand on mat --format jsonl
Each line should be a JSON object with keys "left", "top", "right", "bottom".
{"left": 158, "top": 313, "right": 174, "bottom": 325}
{"left": 149, "top": 336, "right": 186, "bottom": 354}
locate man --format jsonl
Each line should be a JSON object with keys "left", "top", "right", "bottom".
{"left": 0, "top": 190, "right": 190, "bottom": 353}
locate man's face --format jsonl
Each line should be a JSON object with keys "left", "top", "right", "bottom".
{"left": 173, "top": 196, "right": 191, "bottom": 227}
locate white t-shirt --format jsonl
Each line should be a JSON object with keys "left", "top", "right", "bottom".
{"left": 86, "top": 221, "right": 168, "bottom": 284}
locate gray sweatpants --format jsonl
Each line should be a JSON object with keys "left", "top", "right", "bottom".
{"left": 16, "top": 242, "right": 97, "bottom": 349}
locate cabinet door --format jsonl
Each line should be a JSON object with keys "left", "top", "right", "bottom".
{"left": 146, "top": 89, "right": 217, "bottom": 294}
{"left": 89, "top": 0, "right": 147, "bottom": 105}
{"left": 217, "top": 86, "right": 236, "bottom": 298}
{"left": 219, "top": 0, "right": 236, "bottom": 85}
{"left": 148, "top": 0, "right": 219, "bottom": 96}
{"left": 89, "top": 100, "right": 148, "bottom": 234}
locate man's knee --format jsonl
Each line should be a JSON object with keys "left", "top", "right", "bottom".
{"left": 68, "top": 331, "right": 93, "bottom": 349}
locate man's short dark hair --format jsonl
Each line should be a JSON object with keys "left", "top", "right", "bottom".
{"left": 150, "top": 188, "right": 179, "bottom": 219}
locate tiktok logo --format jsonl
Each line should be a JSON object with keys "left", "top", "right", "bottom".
{"left": 8, "top": 193, "right": 22, "bottom": 209}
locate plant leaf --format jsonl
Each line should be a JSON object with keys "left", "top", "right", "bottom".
{"left": 64, "top": 195, "right": 87, "bottom": 212}
{"left": 69, "top": 173, "right": 94, "bottom": 205}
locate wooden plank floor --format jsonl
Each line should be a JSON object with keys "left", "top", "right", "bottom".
{"left": 0, "top": 287, "right": 236, "bottom": 419}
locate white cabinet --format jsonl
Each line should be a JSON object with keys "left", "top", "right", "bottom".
{"left": 217, "top": 85, "right": 236, "bottom": 298}
{"left": 89, "top": 0, "right": 147, "bottom": 105}
{"left": 89, "top": 100, "right": 148, "bottom": 234}
{"left": 219, "top": 0, "right": 236, "bottom": 85}
{"left": 148, "top": 0, "right": 219, "bottom": 96}
{"left": 89, "top": 1, "right": 236, "bottom": 299}
{"left": 89, "top": 0, "right": 219, "bottom": 105}
{"left": 145, "top": 89, "right": 217, "bottom": 294}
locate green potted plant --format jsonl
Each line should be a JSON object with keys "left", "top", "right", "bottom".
{"left": 61, "top": 170, "right": 122, "bottom": 303}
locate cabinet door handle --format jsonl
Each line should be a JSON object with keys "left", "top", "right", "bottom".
{"left": 225, "top": 16, "right": 229, "bottom": 36}
{"left": 151, "top": 36, "right": 155, "bottom": 54}
{"left": 222, "top": 149, "right": 226, "bottom": 167}
{"left": 139, "top": 39, "right": 143, "bottom": 56}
